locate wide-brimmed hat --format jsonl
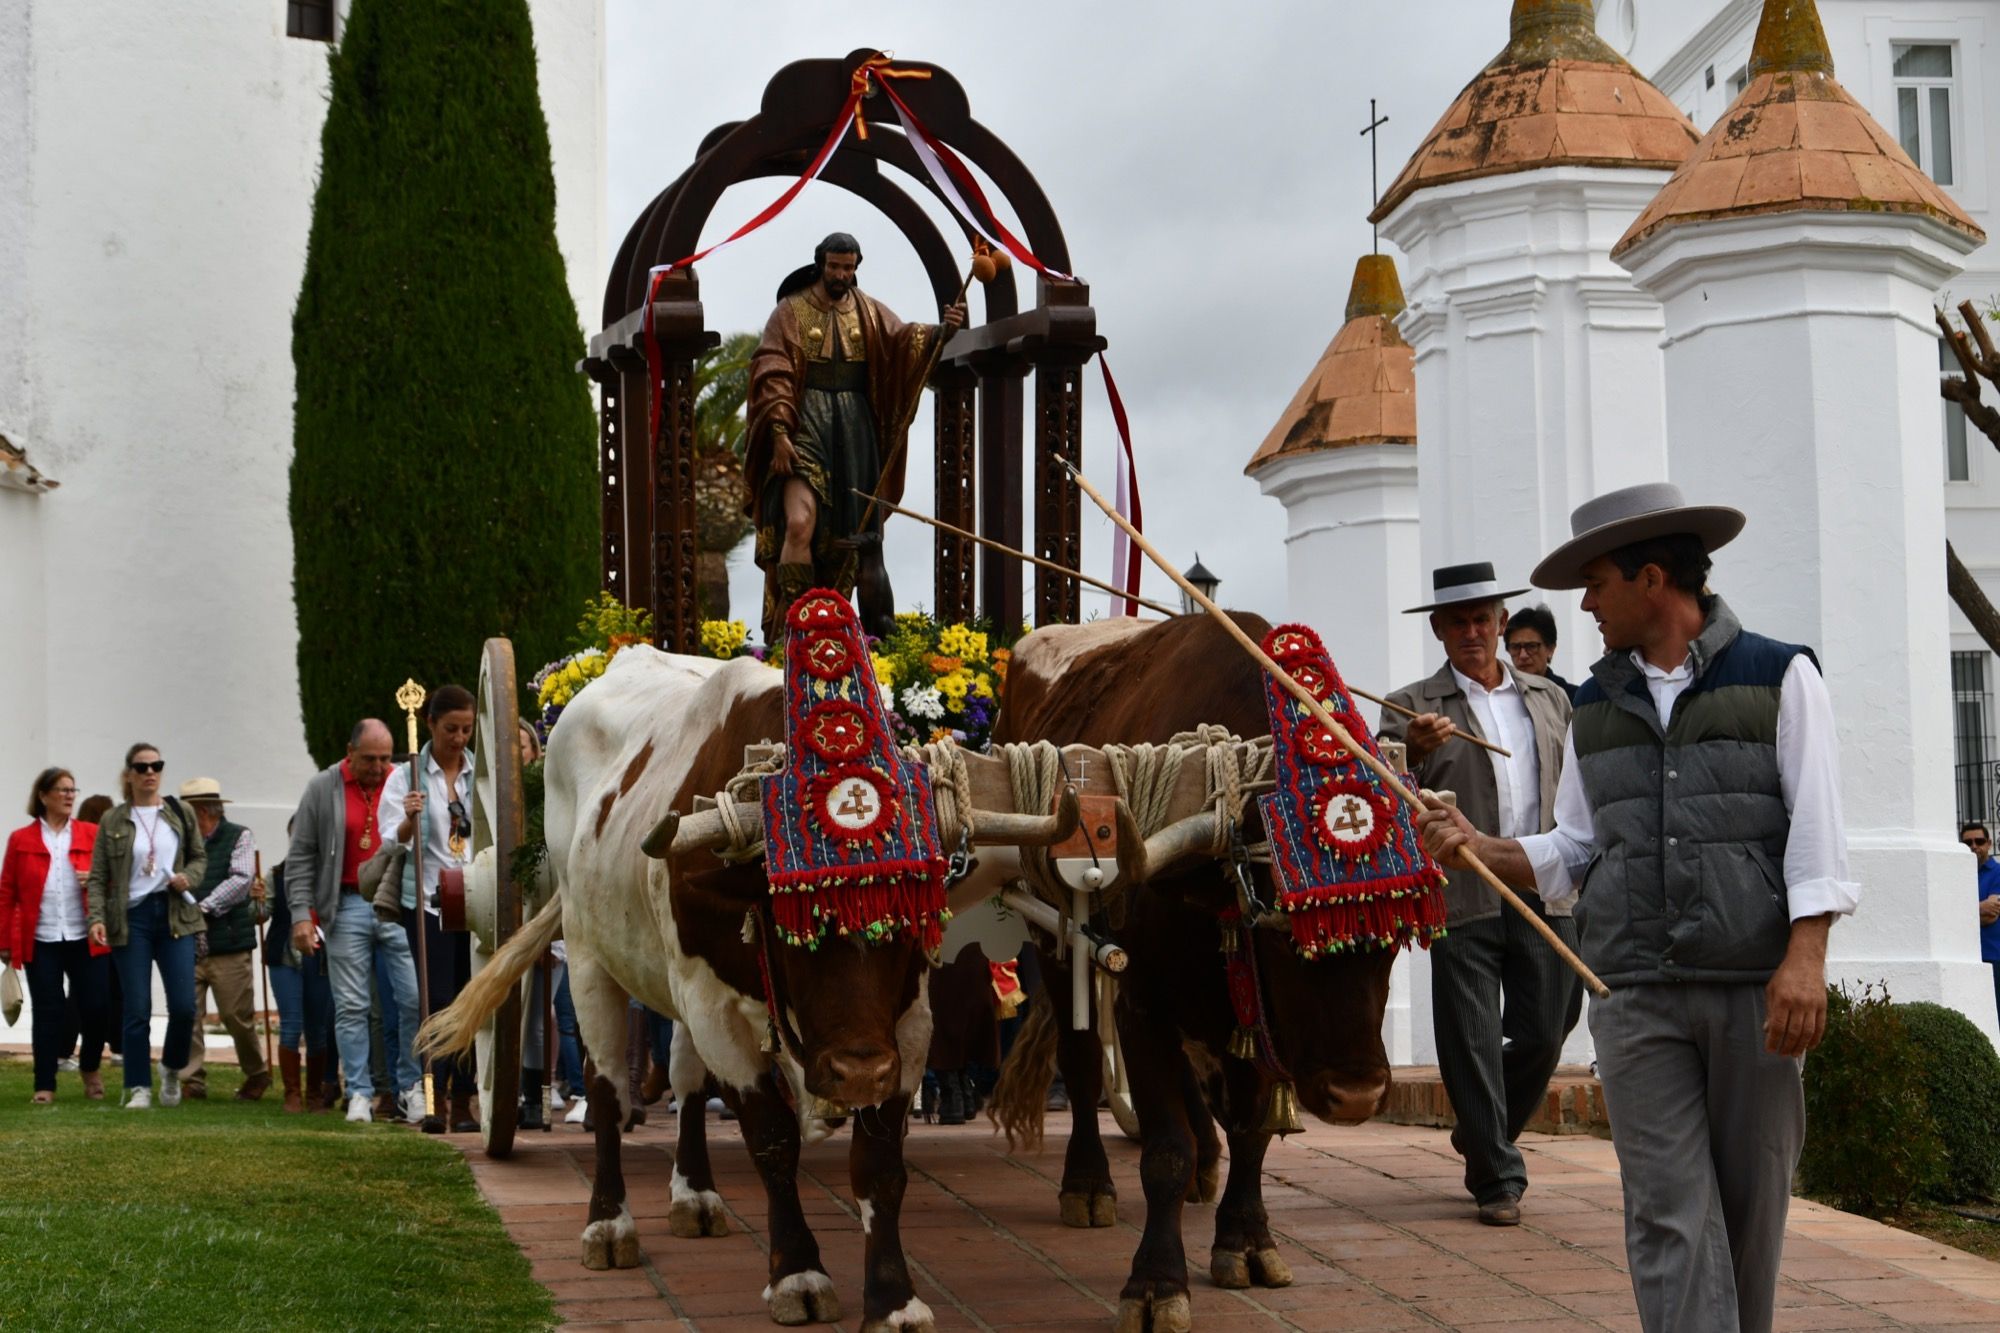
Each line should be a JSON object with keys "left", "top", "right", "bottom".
{"left": 177, "top": 777, "right": 232, "bottom": 804}
{"left": 1530, "top": 482, "right": 1745, "bottom": 590}
{"left": 1402, "top": 562, "right": 1530, "bottom": 614}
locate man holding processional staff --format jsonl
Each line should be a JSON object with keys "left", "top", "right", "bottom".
{"left": 1418, "top": 483, "right": 1859, "bottom": 1333}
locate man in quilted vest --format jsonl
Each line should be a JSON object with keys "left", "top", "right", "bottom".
{"left": 1418, "top": 483, "right": 1859, "bottom": 1333}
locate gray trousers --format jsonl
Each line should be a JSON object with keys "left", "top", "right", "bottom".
{"left": 1431, "top": 904, "right": 1580, "bottom": 1205}
{"left": 1591, "top": 982, "right": 1803, "bottom": 1333}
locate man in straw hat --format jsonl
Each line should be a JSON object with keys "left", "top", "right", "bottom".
{"left": 178, "top": 777, "right": 271, "bottom": 1101}
{"left": 1380, "top": 561, "right": 1577, "bottom": 1228}
{"left": 1419, "top": 483, "right": 1859, "bottom": 1333}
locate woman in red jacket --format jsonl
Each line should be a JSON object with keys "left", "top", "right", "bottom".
{"left": 1, "top": 768, "right": 112, "bottom": 1101}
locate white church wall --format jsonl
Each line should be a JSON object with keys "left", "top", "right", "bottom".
{"left": 0, "top": 490, "right": 48, "bottom": 794}
{"left": 1625, "top": 213, "right": 1999, "bottom": 1038}
{"left": 1382, "top": 168, "right": 1677, "bottom": 686}
{"left": 6, "top": 3, "right": 604, "bottom": 859}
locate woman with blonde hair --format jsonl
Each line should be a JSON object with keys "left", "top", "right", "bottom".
{"left": 85, "top": 744, "right": 206, "bottom": 1109}
{"left": 0, "top": 768, "right": 113, "bottom": 1102}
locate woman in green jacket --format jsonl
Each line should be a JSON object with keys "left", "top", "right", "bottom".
{"left": 85, "top": 743, "right": 205, "bottom": 1109}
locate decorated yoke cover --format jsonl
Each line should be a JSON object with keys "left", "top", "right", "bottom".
{"left": 1257, "top": 624, "right": 1446, "bottom": 959}
{"left": 761, "top": 591, "right": 949, "bottom": 950}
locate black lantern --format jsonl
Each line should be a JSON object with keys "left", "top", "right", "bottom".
{"left": 1183, "top": 554, "right": 1220, "bottom": 614}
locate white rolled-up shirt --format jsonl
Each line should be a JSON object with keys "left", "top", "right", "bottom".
{"left": 1518, "top": 651, "right": 1861, "bottom": 923}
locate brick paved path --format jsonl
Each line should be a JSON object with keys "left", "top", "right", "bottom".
{"left": 461, "top": 1110, "right": 2000, "bottom": 1331}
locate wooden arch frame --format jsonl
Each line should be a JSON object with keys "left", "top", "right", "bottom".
{"left": 581, "top": 50, "right": 1104, "bottom": 651}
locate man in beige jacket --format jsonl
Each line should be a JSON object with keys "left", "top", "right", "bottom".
{"left": 1379, "top": 562, "right": 1576, "bottom": 1226}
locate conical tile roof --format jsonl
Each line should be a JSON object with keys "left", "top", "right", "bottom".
{"left": 1370, "top": 0, "right": 1700, "bottom": 224}
{"left": 1246, "top": 256, "right": 1416, "bottom": 475}
{"left": 1614, "top": 0, "right": 1983, "bottom": 258}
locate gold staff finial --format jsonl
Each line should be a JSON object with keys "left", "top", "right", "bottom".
{"left": 395, "top": 679, "right": 427, "bottom": 756}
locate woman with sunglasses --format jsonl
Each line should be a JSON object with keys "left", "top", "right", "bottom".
{"left": 378, "top": 684, "right": 478, "bottom": 1131}
{"left": 85, "top": 744, "right": 206, "bottom": 1108}
{"left": 1, "top": 768, "right": 114, "bottom": 1102}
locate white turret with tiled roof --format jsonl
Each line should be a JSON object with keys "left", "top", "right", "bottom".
{"left": 1248, "top": 253, "right": 1429, "bottom": 1062}
{"left": 1374, "top": 0, "right": 1699, "bottom": 685}
{"left": 1618, "top": 0, "right": 1995, "bottom": 1041}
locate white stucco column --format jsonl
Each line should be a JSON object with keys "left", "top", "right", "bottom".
{"left": 1623, "top": 213, "right": 1994, "bottom": 1038}
{"left": 1382, "top": 168, "right": 1677, "bottom": 663}
{"left": 1253, "top": 444, "right": 1430, "bottom": 1062}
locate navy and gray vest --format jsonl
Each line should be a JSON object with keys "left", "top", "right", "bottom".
{"left": 1570, "top": 597, "right": 1813, "bottom": 987}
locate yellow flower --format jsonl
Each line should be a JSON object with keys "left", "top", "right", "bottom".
{"left": 871, "top": 654, "right": 897, "bottom": 687}
{"left": 699, "top": 619, "right": 748, "bottom": 660}
{"left": 936, "top": 670, "right": 970, "bottom": 700}
{"left": 971, "top": 674, "right": 994, "bottom": 700}
{"left": 937, "top": 624, "right": 988, "bottom": 664}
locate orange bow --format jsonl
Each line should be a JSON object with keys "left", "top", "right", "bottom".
{"left": 849, "top": 53, "right": 930, "bottom": 140}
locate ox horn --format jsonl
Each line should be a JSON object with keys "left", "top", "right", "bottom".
{"left": 969, "top": 784, "right": 1082, "bottom": 848}
{"left": 1136, "top": 810, "right": 1222, "bottom": 881}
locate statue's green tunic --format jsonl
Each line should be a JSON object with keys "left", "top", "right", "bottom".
{"left": 744, "top": 287, "right": 939, "bottom": 640}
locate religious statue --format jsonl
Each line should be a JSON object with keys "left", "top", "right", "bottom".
{"left": 744, "top": 232, "right": 965, "bottom": 643}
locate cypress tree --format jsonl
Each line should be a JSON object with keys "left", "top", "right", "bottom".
{"left": 290, "top": 0, "right": 597, "bottom": 765}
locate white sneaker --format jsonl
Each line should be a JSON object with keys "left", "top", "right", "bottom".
{"left": 401, "top": 1085, "right": 426, "bottom": 1124}
{"left": 564, "top": 1096, "right": 587, "bottom": 1125}
{"left": 57, "top": 1057, "right": 79, "bottom": 1073}
{"left": 346, "top": 1094, "right": 373, "bottom": 1123}
{"left": 160, "top": 1070, "right": 182, "bottom": 1108}
{"left": 123, "top": 1086, "right": 152, "bottom": 1110}
{"left": 548, "top": 1088, "right": 565, "bottom": 1110}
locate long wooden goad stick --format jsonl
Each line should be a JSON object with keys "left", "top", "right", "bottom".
{"left": 867, "top": 489, "right": 1513, "bottom": 760}
{"left": 1061, "top": 459, "right": 1608, "bottom": 998}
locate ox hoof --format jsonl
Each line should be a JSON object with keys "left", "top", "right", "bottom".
{"left": 1114, "top": 1289, "right": 1192, "bottom": 1333}
{"left": 1185, "top": 1159, "right": 1221, "bottom": 1205}
{"left": 765, "top": 1270, "right": 841, "bottom": 1325}
{"left": 670, "top": 1171, "right": 731, "bottom": 1238}
{"left": 1210, "top": 1246, "right": 1291, "bottom": 1289}
{"left": 580, "top": 1209, "right": 641, "bottom": 1271}
{"left": 1059, "top": 1188, "right": 1117, "bottom": 1228}
{"left": 860, "top": 1295, "right": 937, "bottom": 1332}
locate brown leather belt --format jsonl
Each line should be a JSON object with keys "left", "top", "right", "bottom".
{"left": 804, "top": 361, "right": 866, "bottom": 391}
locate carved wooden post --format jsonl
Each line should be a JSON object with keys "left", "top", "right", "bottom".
{"left": 1032, "top": 355, "right": 1085, "bottom": 626}
{"left": 646, "top": 269, "right": 718, "bottom": 653}
{"left": 932, "top": 362, "right": 979, "bottom": 623}
{"left": 976, "top": 355, "right": 1028, "bottom": 631}
{"left": 582, "top": 355, "right": 625, "bottom": 601}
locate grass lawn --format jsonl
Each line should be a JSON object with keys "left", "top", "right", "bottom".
{"left": 1811, "top": 1196, "right": 2000, "bottom": 1264}
{"left": 0, "top": 1053, "right": 555, "bottom": 1331}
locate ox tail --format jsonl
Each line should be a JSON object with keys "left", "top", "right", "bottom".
{"left": 417, "top": 889, "right": 565, "bottom": 1060}
{"left": 987, "top": 995, "right": 1057, "bottom": 1151}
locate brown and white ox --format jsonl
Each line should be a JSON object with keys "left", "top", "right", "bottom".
{"left": 427, "top": 646, "right": 966, "bottom": 1331}
{"left": 991, "top": 614, "right": 1398, "bottom": 1333}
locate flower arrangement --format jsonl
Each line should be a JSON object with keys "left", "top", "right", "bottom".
{"left": 528, "top": 593, "right": 656, "bottom": 736}
{"left": 871, "top": 613, "right": 1005, "bottom": 752}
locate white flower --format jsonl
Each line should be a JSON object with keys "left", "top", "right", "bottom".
{"left": 902, "top": 684, "right": 945, "bottom": 720}
{"left": 880, "top": 683, "right": 898, "bottom": 713}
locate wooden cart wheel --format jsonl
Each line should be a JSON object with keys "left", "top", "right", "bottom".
{"left": 470, "top": 637, "right": 527, "bottom": 1158}
{"left": 1097, "top": 970, "right": 1140, "bottom": 1141}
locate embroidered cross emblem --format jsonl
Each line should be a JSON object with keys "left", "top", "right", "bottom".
{"left": 1331, "top": 797, "right": 1370, "bottom": 839}
{"left": 837, "top": 785, "right": 876, "bottom": 822}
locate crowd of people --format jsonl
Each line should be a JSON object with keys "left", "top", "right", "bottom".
{"left": 0, "top": 687, "right": 1024, "bottom": 1129}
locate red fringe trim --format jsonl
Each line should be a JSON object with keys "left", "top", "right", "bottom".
{"left": 767, "top": 860, "right": 949, "bottom": 952}
{"left": 1283, "top": 869, "right": 1448, "bottom": 958}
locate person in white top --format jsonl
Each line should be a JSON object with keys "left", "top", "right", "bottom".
{"left": 378, "top": 683, "right": 477, "bottom": 1132}
{"left": 1379, "top": 561, "right": 1578, "bottom": 1229}
{"left": 84, "top": 744, "right": 207, "bottom": 1110}
{"left": 1, "top": 768, "right": 114, "bottom": 1102}
{"left": 1419, "top": 483, "right": 1859, "bottom": 1333}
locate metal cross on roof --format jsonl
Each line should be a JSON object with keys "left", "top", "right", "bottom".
{"left": 1360, "top": 99, "right": 1390, "bottom": 254}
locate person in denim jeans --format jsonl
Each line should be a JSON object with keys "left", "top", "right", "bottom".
{"left": 84, "top": 744, "right": 206, "bottom": 1109}
{"left": 282, "top": 720, "right": 422, "bottom": 1123}
{"left": 264, "top": 833, "right": 334, "bottom": 1113}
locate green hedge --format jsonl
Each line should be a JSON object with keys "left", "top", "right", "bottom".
{"left": 1801, "top": 984, "right": 2000, "bottom": 1214}
{"left": 290, "top": 0, "right": 597, "bottom": 765}
{"left": 1896, "top": 1001, "right": 2000, "bottom": 1203}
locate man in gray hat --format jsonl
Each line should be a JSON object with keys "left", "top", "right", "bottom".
{"left": 1379, "top": 561, "right": 1577, "bottom": 1227}
{"left": 1418, "top": 483, "right": 1859, "bottom": 1333}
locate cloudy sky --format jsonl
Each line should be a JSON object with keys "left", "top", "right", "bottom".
{"left": 603, "top": 1, "right": 1511, "bottom": 627}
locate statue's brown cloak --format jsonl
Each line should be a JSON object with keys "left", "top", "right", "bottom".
{"left": 742, "top": 287, "right": 939, "bottom": 522}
